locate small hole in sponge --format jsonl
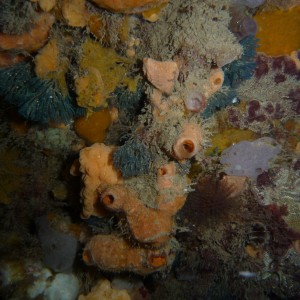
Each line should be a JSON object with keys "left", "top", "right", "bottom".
{"left": 158, "top": 167, "right": 167, "bottom": 176}
{"left": 82, "top": 250, "right": 93, "bottom": 265}
{"left": 149, "top": 254, "right": 167, "bottom": 267}
{"left": 102, "top": 194, "right": 115, "bottom": 205}
{"left": 214, "top": 78, "right": 222, "bottom": 85}
{"left": 182, "top": 140, "right": 195, "bottom": 153}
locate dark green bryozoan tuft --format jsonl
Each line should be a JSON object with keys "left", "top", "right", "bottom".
{"left": 223, "top": 35, "right": 258, "bottom": 89}
{"left": 114, "top": 81, "right": 145, "bottom": 124}
{"left": 202, "top": 89, "right": 238, "bottom": 119}
{"left": 113, "top": 137, "right": 152, "bottom": 178}
{"left": 0, "top": 62, "right": 85, "bottom": 124}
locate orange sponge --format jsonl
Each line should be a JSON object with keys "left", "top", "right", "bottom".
{"left": 0, "top": 13, "right": 55, "bottom": 52}
{"left": 78, "top": 143, "right": 123, "bottom": 218}
{"left": 83, "top": 234, "right": 176, "bottom": 275}
{"left": 101, "top": 185, "right": 174, "bottom": 247}
{"left": 89, "top": 0, "right": 168, "bottom": 14}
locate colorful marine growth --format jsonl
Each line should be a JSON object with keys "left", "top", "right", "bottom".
{"left": 0, "top": 0, "right": 300, "bottom": 299}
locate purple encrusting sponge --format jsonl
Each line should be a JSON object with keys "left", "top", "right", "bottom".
{"left": 220, "top": 137, "right": 281, "bottom": 179}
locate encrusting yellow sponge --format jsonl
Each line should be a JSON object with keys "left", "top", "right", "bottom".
{"left": 254, "top": 6, "right": 300, "bottom": 56}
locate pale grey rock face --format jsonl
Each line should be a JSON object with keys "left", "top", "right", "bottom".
{"left": 36, "top": 216, "right": 78, "bottom": 273}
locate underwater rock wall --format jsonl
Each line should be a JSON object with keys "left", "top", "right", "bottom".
{"left": 0, "top": 0, "right": 300, "bottom": 299}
